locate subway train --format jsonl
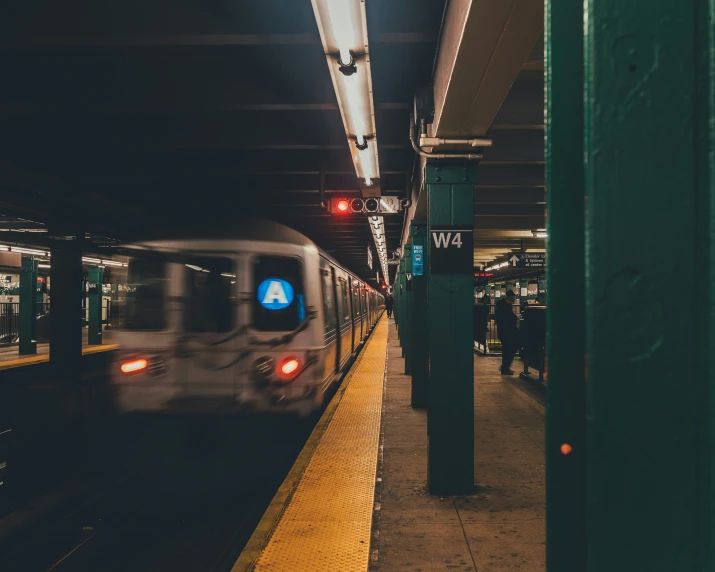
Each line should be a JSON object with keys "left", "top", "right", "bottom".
{"left": 110, "top": 220, "right": 384, "bottom": 417}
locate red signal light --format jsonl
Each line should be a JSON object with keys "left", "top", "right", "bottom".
{"left": 337, "top": 200, "right": 349, "bottom": 213}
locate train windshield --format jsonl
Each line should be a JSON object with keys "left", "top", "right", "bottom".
{"left": 124, "top": 258, "right": 168, "bottom": 330}
{"left": 184, "top": 257, "right": 235, "bottom": 333}
{"left": 253, "top": 256, "right": 305, "bottom": 331}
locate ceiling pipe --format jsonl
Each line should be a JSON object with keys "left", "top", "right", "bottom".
{"left": 409, "top": 113, "right": 486, "bottom": 160}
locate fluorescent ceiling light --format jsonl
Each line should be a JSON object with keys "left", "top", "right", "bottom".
{"left": 312, "top": 0, "right": 380, "bottom": 188}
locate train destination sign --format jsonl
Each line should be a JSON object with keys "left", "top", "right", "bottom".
{"left": 430, "top": 226, "right": 473, "bottom": 274}
{"left": 257, "top": 278, "right": 294, "bottom": 310}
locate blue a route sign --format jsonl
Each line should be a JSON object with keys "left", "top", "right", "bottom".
{"left": 257, "top": 278, "right": 294, "bottom": 310}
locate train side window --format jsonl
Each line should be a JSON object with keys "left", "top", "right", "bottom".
{"left": 253, "top": 256, "right": 305, "bottom": 332}
{"left": 338, "top": 279, "right": 350, "bottom": 323}
{"left": 321, "top": 268, "right": 336, "bottom": 334}
{"left": 184, "top": 257, "right": 235, "bottom": 333}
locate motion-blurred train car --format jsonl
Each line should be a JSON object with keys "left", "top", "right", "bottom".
{"left": 111, "top": 220, "right": 384, "bottom": 417}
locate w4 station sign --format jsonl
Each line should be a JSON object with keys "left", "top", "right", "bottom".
{"left": 430, "top": 226, "right": 474, "bottom": 274}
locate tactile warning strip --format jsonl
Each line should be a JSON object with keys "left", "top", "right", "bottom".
{"left": 254, "top": 317, "right": 387, "bottom": 572}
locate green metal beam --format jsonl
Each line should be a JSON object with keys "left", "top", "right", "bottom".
{"left": 410, "top": 220, "right": 429, "bottom": 409}
{"left": 87, "top": 266, "right": 104, "bottom": 345}
{"left": 544, "top": 0, "right": 586, "bottom": 569}
{"left": 426, "top": 161, "right": 475, "bottom": 495}
{"left": 19, "top": 257, "right": 38, "bottom": 355}
{"left": 403, "top": 244, "right": 413, "bottom": 374}
{"left": 584, "top": 1, "right": 714, "bottom": 570}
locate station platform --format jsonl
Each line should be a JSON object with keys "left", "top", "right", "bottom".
{"left": 0, "top": 330, "right": 117, "bottom": 370}
{"left": 235, "top": 317, "right": 545, "bottom": 571}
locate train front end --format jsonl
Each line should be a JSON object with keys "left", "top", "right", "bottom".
{"left": 110, "top": 240, "right": 325, "bottom": 417}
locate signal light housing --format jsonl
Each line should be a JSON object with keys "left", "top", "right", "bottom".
{"left": 365, "top": 198, "right": 379, "bottom": 212}
{"left": 326, "top": 197, "right": 405, "bottom": 216}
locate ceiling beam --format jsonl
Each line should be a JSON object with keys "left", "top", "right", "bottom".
{"left": 432, "top": 0, "right": 544, "bottom": 136}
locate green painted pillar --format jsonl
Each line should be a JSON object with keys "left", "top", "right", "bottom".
{"left": 19, "top": 257, "right": 38, "bottom": 355}
{"left": 545, "top": 0, "right": 586, "bottom": 569}
{"left": 426, "top": 161, "right": 475, "bottom": 495}
{"left": 398, "top": 257, "right": 405, "bottom": 344}
{"left": 87, "top": 266, "right": 104, "bottom": 345}
{"left": 584, "top": 1, "right": 713, "bottom": 570}
{"left": 537, "top": 278, "right": 546, "bottom": 304}
{"left": 49, "top": 238, "right": 84, "bottom": 378}
{"left": 519, "top": 279, "right": 529, "bottom": 307}
{"left": 403, "top": 244, "right": 413, "bottom": 374}
{"left": 410, "top": 220, "right": 429, "bottom": 409}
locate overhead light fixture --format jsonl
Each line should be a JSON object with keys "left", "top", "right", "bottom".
{"left": 312, "top": 0, "right": 380, "bottom": 189}
{"left": 531, "top": 229, "right": 548, "bottom": 238}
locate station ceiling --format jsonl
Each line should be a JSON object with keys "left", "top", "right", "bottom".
{"left": 0, "top": 0, "right": 544, "bottom": 284}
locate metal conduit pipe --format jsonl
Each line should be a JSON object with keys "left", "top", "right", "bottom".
{"left": 409, "top": 115, "right": 486, "bottom": 160}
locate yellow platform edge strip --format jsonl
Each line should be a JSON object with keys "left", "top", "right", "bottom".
{"left": 232, "top": 316, "right": 388, "bottom": 572}
{"left": 0, "top": 343, "right": 119, "bottom": 371}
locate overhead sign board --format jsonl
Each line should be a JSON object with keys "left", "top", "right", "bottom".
{"left": 430, "top": 226, "right": 473, "bottom": 274}
{"left": 412, "top": 244, "right": 424, "bottom": 276}
{"left": 507, "top": 252, "right": 546, "bottom": 269}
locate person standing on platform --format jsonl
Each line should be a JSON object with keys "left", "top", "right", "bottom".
{"left": 495, "top": 290, "right": 519, "bottom": 374}
{"left": 385, "top": 294, "right": 394, "bottom": 318}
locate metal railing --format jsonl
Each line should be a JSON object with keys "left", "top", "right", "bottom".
{"left": 519, "top": 306, "right": 547, "bottom": 382}
{"left": 474, "top": 302, "right": 523, "bottom": 354}
{"left": 0, "top": 300, "right": 113, "bottom": 346}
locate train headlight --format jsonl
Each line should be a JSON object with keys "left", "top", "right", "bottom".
{"left": 276, "top": 356, "right": 301, "bottom": 382}
{"left": 252, "top": 356, "right": 274, "bottom": 381}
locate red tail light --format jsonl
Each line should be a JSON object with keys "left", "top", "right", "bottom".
{"left": 336, "top": 199, "right": 349, "bottom": 213}
{"left": 121, "top": 358, "right": 148, "bottom": 374}
{"left": 276, "top": 356, "right": 300, "bottom": 381}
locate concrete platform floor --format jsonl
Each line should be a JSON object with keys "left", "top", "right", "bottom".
{"left": 372, "top": 320, "right": 545, "bottom": 572}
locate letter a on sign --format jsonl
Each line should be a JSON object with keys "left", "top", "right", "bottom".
{"left": 258, "top": 278, "right": 295, "bottom": 310}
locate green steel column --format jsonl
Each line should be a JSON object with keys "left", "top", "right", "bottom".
{"left": 584, "top": 1, "right": 713, "bottom": 570}
{"left": 19, "top": 257, "right": 38, "bottom": 355}
{"left": 545, "top": 0, "right": 586, "bottom": 569}
{"left": 410, "top": 220, "right": 429, "bottom": 409}
{"left": 49, "top": 238, "right": 84, "bottom": 379}
{"left": 87, "top": 266, "right": 104, "bottom": 345}
{"left": 398, "top": 257, "right": 405, "bottom": 344}
{"left": 538, "top": 278, "right": 546, "bottom": 304}
{"left": 403, "top": 244, "right": 413, "bottom": 374}
{"left": 519, "top": 279, "right": 529, "bottom": 307}
{"left": 426, "top": 161, "right": 475, "bottom": 495}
